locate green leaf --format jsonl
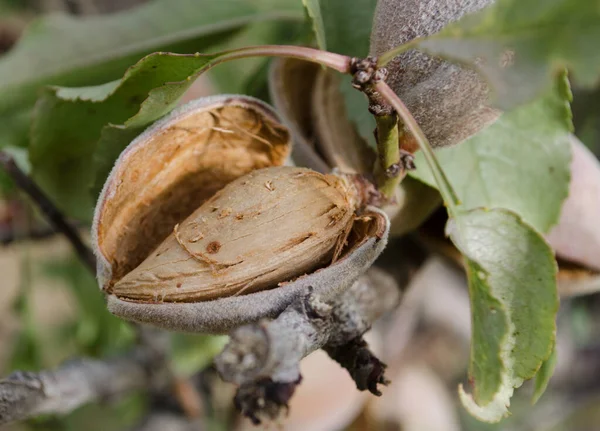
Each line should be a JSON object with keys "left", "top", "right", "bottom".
{"left": 450, "top": 208, "right": 558, "bottom": 422}
{"left": 302, "top": 0, "right": 376, "bottom": 57}
{"left": 0, "top": 110, "right": 30, "bottom": 149}
{"left": 302, "top": 0, "right": 378, "bottom": 145}
{"left": 0, "top": 0, "right": 303, "bottom": 148}
{"left": 373, "top": 55, "right": 561, "bottom": 423}
{"left": 532, "top": 343, "right": 557, "bottom": 405}
{"left": 573, "top": 86, "right": 600, "bottom": 155}
{"left": 91, "top": 126, "right": 145, "bottom": 199}
{"left": 30, "top": 53, "right": 217, "bottom": 220}
{"left": 379, "top": 45, "right": 560, "bottom": 424}
{"left": 302, "top": 0, "right": 327, "bottom": 51}
{"left": 410, "top": 77, "right": 572, "bottom": 233}
{"left": 0, "top": 0, "right": 302, "bottom": 113}
{"left": 410, "top": 0, "right": 600, "bottom": 109}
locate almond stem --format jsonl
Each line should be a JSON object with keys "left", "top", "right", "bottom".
{"left": 374, "top": 113, "right": 404, "bottom": 199}
{"left": 376, "top": 81, "right": 461, "bottom": 217}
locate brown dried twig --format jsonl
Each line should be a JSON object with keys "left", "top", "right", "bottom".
{"left": 0, "top": 150, "right": 96, "bottom": 273}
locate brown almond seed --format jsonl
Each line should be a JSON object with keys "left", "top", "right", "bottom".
{"left": 111, "top": 166, "right": 360, "bottom": 303}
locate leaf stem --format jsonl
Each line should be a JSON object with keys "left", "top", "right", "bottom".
{"left": 208, "top": 45, "right": 351, "bottom": 74}
{"left": 374, "top": 113, "right": 403, "bottom": 199}
{"left": 377, "top": 38, "right": 422, "bottom": 67}
{"left": 375, "top": 81, "right": 460, "bottom": 217}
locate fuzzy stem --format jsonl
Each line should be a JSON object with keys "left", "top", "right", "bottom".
{"left": 374, "top": 113, "right": 403, "bottom": 199}
{"left": 375, "top": 81, "right": 461, "bottom": 217}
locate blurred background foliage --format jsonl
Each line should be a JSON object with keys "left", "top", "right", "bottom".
{"left": 1, "top": 0, "right": 600, "bottom": 430}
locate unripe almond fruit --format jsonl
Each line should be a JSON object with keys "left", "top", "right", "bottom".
{"left": 93, "top": 96, "right": 390, "bottom": 333}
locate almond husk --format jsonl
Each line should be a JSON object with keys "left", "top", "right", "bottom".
{"left": 107, "top": 204, "right": 388, "bottom": 333}
{"left": 311, "top": 68, "right": 375, "bottom": 173}
{"left": 111, "top": 166, "right": 360, "bottom": 303}
{"left": 268, "top": 57, "right": 331, "bottom": 174}
{"left": 93, "top": 96, "right": 391, "bottom": 333}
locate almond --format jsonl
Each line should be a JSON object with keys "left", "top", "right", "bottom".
{"left": 111, "top": 166, "right": 359, "bottom": 302}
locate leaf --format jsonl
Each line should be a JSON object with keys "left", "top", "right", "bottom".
{"left": 91, "top": 126, "right": 145, "bottom": 199}
{"left": 0, "top": 110, "right": 30, "bottom": 149}
{"left": 378, "top": 58, "right": 560, "bottom": 425}
{"left": 410, "top": 77, "right": 572, "bottom": 233}
{"left": 339, "top": 76, "right": 376, "bottom": 147}
{"left": 572, "top": 86, "right": 600, "bottom": 155}
{"left": 0, "top": 0, "right": 301, "bottom": 114}
{"left": 532, "top": 343, "right": 557, "bottom": 404}
{"left": 0, "top": 0, "right": 303, "bottom": 147}
{"left": 302, "top": 0, "right": 378, "bottom": 145}
{"left": 411, "top": 0, "right": 600, "bottom": 109}
{"left": 450, "top": 208, "right": 558, "bottom": 422}
{"left": 30, "top": 53, "right": 217, "bottom": 220}
{"left": 303, "top": 0, "right": 376, "bottom": 57}
{"left": 302, "top": 0, "right": 327, "bottom": 52}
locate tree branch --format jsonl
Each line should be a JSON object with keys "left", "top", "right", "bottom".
{"left": 0, "top": 347, "right": 168, "bottom": 425}
{"left": 214, "top": 267, "right": 401, "bottom": 424}
{"left": 0, "top": 151, "right": 96, "bottom": 272}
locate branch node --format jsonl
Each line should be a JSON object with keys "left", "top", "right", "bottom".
{"left": 234, "top": 377, "right": 301, "bottom": 425}
{"left": 302, "top": 287, "right": 332, "bottom": 319}
{"left": 400, "top": 149, "right": 416, "bottom": 171}
{"left": 350, "top": 56, "right": 393, "bottom": 117}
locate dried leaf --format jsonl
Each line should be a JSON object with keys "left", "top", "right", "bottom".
{"left": 268, "top": 58, "right": 330, "bottom": 173}
{"left": 311, "top": 69, "right": 375, "bottom": 173}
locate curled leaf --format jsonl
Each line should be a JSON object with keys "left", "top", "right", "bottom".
{"left": 311, "top": 68, "right": 375, "bottom": 173}
{"left": 449, "top": 208, "right": 558, "bottom": 422}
